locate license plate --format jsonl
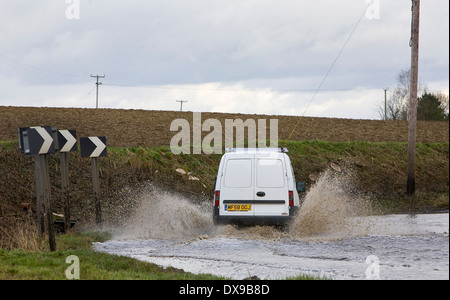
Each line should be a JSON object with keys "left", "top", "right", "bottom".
{"left": 225, "top": 204, "right": 252, "bottom": 212}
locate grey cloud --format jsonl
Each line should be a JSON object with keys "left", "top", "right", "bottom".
{"left": 0, "top": 0, "right": 448, "bottom": 118}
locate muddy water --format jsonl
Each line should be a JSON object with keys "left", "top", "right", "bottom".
{"left": 94, "top": 172, "right": 449, "bottom": 280}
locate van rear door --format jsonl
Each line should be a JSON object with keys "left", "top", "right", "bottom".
{"left": 254, "top": 155, "right": 288, "bottom": 217}
{"left": 220, "top": 154, "right": 254, "bottom": 217}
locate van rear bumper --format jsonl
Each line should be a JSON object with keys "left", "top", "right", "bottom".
{"left": 213, "top": 206, "right": 299, "bottom": 226}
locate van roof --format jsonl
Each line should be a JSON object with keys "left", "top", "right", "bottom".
{"left": 225, "top": 148, "right": 289, "bottom": 153}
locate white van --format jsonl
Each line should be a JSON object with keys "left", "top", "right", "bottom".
{"left": 213, "top": 148, "right": 305, "bottom": 226}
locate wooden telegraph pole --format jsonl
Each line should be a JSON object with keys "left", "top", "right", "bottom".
{"left": 176, "top": 99, "right": 188, "bottom": 111}
{"left": 384, "top": 88, "right": 389, "bottom": 120}
{"left": 90, "top": 74, "right": 105, "bottom": 109}
{"left": 407, "top": 0, "right": 420, "bottom": 195}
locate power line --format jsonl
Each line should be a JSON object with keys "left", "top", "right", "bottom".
{"left": 102, "top": 82, "right": 382, "bottom": 94}
{"left": 301, "top": 6, "right": 370, "bottom": 117}
{"left": 287, "top": 4, "right": 371, "bottom": 140}
{"left": 0, "top": 54, "right": 85, "bottom": 78}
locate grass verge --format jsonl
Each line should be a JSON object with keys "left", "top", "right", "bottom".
{"left": 0, "top": 230, "right": 322, "bottom": 280}
{"left": 0, "top": 231, "right": 226, "bottom": 280}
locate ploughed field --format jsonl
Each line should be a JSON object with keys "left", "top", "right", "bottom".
{"left": 1, "top": 106, "right": 448, "bottom": 147}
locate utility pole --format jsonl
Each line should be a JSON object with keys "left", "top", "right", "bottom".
{"left": 407, "top": 0, "right": 420, "bottom": 195}
{"left": 176, "top": 99, "right": 188, "bottom": 111}
{"left": 90, "top": 74, "right": 105, "bottom": 109}
{"left": 384, "top": 88, "right": 389, "bottom": 120}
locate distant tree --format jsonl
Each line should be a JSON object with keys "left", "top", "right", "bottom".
{"left": 417, "top": 92, "right": 447, "bottom": 121}
{"left": 377, "top": 91, "right": 406, "bottom": 120}
{"left": 377, "top": 69, "right": 426, "bottom": 120}
{"left": 436, "top": 92, "right": 449, "bottom": 121}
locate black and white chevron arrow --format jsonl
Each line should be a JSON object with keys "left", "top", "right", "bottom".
{"left": 80, "top": 136, "right": 107, "bottom": 158}
{"left": 21, "top": 126, "right": 55, "bottom": 156}
{"left": 57, "top": 130, "right": 77, "bottom": 153}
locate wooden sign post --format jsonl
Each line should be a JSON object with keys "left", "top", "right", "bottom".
{"left": 19, "top": 126, "right": 56, "bottom": 251}
{"left": 80, "top": 136, "right": 107, "bottom": 226}
{"left": 91, "top": 156, "right": 102, "bottom": 225}
{"left": 56, "top": 130, "right": 77, "bottom": 232}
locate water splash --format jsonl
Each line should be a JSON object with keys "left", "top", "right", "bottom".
{"left": 289, "top": 168, "right": 372, "bottom": 239}
{"left": 116, "top": 184, "right": 212, "bottom": 240}
{"left": 115, "top": 168, "right": 372, "bottom": 241}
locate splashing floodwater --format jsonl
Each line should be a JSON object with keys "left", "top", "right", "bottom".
{"left": 116, "top": 168, "right": 372, "bottom": 241}
{"left": 289, "top": 169, "right": 372, "bottom": 239}
{"left": 116, "top": 186, "right": 212, "bottom": 240}
{"left": 95, "top": 172, "right": 449, "bottom": 280}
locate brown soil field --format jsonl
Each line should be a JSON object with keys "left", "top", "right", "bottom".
{"left": 0, "top": 106, "right": 448, "bottom": 146}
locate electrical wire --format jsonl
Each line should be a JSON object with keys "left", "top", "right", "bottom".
{"left": 102, "top": 82, "right": 373, "bottom": 93}
{"left": 0, "top": 54, "right": 85, "bottom": 78}
{"left": 287, "top": 4, "right": 371, "bottom": 141}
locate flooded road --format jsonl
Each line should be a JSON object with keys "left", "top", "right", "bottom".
{"left": 94, "top": 213, "right": 449, "bottom": 280}
{"left": 93, "top": 174, "right": 448, "bottom": 280}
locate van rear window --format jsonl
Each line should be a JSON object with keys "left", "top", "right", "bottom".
{"left": 257, "top": 159, "right": 285, "bottom": 188}
{"left": 224, "top": 159, "right": 252, "bottom": 188}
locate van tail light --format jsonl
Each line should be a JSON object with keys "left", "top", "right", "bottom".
{"left": 214, "top": 190, "right": 220, "bottom": 206}
{"left": 288, "top": 190, "right": 294, "bottom": 207}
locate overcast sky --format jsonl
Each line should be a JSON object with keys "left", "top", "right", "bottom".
{"left": 0, "top": 0, "right": 448, "bottom": 119}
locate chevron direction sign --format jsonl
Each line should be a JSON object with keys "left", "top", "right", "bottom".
{"left": 21, "top": 126, "right": 55, "bottom": 156}
{"left": 57, "top": 130, "right": 77, "bottom": 153}
{"left": 80, "top": 136, "right": 107, "bottom": 158}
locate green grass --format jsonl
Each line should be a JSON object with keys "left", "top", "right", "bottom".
{"left": 284, "top": 274, "right": 331, "bottom": 280}
{"left": 0, "top": 231, "right": 323, "bottom": 280}
{"left": 0, "top": 140, "right": 16, "bottom": 149}
{"left": 0, "top": 231, "right": 225, "bottom": 280}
